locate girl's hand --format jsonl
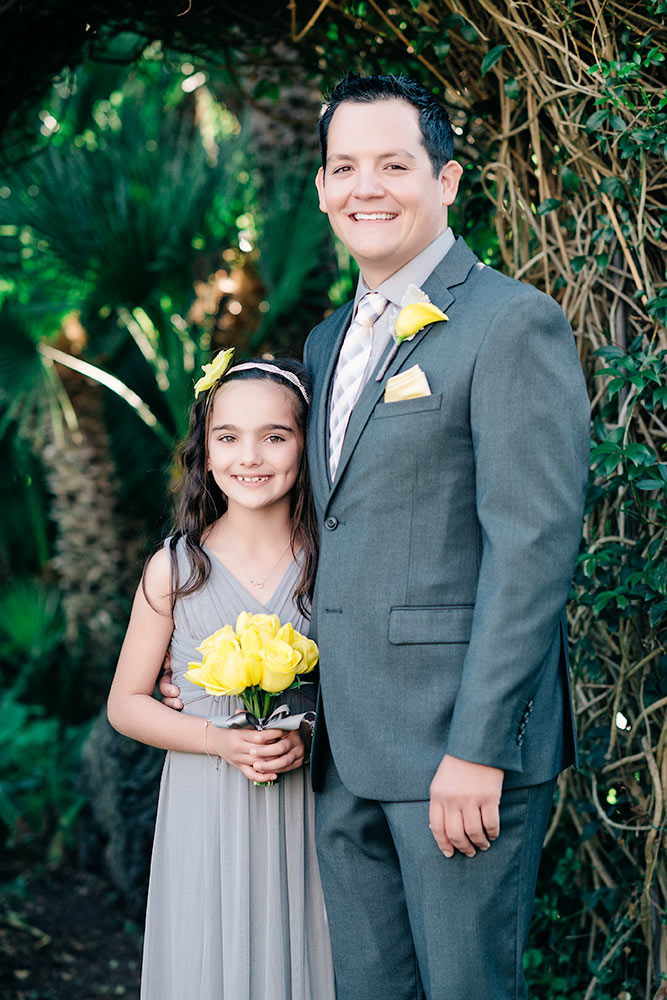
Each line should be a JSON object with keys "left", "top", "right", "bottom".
{"left": 213, "top": 728, "right": 306, "bottom": 782}
{"left": 252, "top": 729, "right": 307, "bottom": 778}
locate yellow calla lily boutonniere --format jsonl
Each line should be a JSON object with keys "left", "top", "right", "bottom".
{"left": 395, "top": 300, "right": 448, "bottom": 343}
{"left": 194, "top": 347, "right": 235, "bottom": 398}
{"left": 376, "top": 285, "right": 448, "bottom": 382}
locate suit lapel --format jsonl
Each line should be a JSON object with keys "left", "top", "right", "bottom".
{"left": 329, "top": 238, "right": 479, "bottom": 497}
{"left": 308, "top": 300, "right": 354, "bottom": 510}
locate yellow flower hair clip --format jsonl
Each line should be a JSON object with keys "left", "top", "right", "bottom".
{"left": 194, "top": 347, "right": 235, "bottom": 398}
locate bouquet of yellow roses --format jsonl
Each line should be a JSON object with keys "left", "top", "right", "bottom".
{"left": 185, "top": 612, "right": 318, "bottom": 783}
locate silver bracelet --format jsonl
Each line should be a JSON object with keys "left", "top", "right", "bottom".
{"left": 203, "top": 719, "right": 222, "bottom": 770}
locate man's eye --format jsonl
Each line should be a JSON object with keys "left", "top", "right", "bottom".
{"left": 386, "top": 164, "right": 406, "bottom": 170}
{"left": 332, "top": 165, "right": 352, "bottom": 174}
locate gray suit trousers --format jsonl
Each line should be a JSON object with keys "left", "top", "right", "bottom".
{"left": 315, "top": 746, "right": 556, "bottom": 1000}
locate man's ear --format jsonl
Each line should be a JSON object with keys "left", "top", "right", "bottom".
{"left": 315, "top": 166, "right": 328, "bottom": 214}
{"left": 439, "top": 160, "right": 463, "bottom": 207}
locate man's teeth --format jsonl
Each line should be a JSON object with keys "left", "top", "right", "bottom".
{"left": 354, "top": 212, "right": 396, "bottom": 220}
{"left": 236, "top": 476, "right": 270, "bottom": 483}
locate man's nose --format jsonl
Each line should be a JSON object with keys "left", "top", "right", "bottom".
{"left": 352, "top": 167, "right": 384, "bottom": 198}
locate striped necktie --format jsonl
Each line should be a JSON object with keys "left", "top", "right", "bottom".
{"left": 328, "top": 290, "right": 388, "bottom": 481}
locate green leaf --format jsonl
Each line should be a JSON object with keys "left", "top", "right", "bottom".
{"left": 586, "top": 109, "right": 609, "bottom": 132}
{"left": 433, "top": 39, "right": 451, "bottom": 59}
{"left": 609, "top": 114, "right": 626, "bottom": 132}
{"left": 571, "top": 255, "right": 588, "bottom": 273}
{"left": 630, "top": 128, "right": 656, "bottom": 143}
{"left": 606, "top": 377, "right": 627, "bottom": 398}
{"left": 636, "top": 478, "right": 665, "bottom": 490}
{"left": 595, "top": 345, "right": 626, "bottom": 360}
{"left": 537, "top": 198, "right": 562, "bottom": 215}
{"left": 503, "top": 78, "right": 520, "bottom": 101}
{"left": 481, "top": 45, "right": 508, "bottom": 76}
{"left": 561, "top": 166, "right": 580, "bottom": 193}
{"left": 599, "top": 176, "right": 625, "bottom": 198}
{"left": 624, "top": 443, "right": 656, "bottom": 466}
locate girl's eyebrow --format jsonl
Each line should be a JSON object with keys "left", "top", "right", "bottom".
{"left": 210, "top": 423, "right": 296, "bottom": 433}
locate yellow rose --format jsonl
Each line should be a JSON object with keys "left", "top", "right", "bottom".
{"left": 193, "top": 347, "right": 235, "bottom": 398}
{"left": 185, "top": 637, "right": 247, "bottom": 696}
{"left": 238, "top": 624, "right": 263, "bottom": 658}
{"left": 235, "top": 612, "right": 281, "bottom": 643}
{"left": 259, "top": 638, "right": 302, "bottom": 693}
{"left": 276, "top": 622, "right": 296, "bottom": 646}
{"left": 395, "top": 302, "right": 448, "bottom": 344}
{"left": 241, "top": 653, "right": 263, "bottom": 687}
{"left": 289, "top": 631, "right": 319, "bottom": 674}
{"left": 197, "top": 624, "right": 236, "bottom": 657}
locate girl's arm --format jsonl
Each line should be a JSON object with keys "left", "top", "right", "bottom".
{"left": 107, "top": 549, "right": 305, "bottom": 782}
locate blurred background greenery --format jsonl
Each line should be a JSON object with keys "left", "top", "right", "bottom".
{"left": 0, "top": 3, "right": 665, "bottom": 998}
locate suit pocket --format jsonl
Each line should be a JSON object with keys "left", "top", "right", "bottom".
{"left": 388, "top": 605, "right": 474, "bottom": 644}
{"left": 373, "top": 393, "right": 443, "bottom": 418}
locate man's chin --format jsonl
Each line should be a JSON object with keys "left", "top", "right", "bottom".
{"left": 353, "top": 250, "right": 409, "bottom": 286}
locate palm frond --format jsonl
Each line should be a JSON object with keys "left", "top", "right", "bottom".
{"left": 251, "top": 151, "right": 331, "bottom": 347}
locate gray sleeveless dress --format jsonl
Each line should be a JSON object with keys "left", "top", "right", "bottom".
{"left": 141, "top": 540, "right": 335, "bottom": 1000}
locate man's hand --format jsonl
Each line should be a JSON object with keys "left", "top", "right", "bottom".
{"left": 158, "top": 652, "right": 183, "bottom": 710}
{"left": 429, "top": 754, "right": 504, "bottom": 858}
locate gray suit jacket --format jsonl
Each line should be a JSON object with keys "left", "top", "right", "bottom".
{"left": 304, "top": 237, "right": 590, "bottom": 801}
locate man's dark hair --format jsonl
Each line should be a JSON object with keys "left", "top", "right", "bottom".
{"left": 319, "top": 74, "right": 455, "bottom": 176}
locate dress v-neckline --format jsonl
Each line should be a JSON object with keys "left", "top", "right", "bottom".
{"left": 202, "top": 544, "right": 296, "bottom": 611}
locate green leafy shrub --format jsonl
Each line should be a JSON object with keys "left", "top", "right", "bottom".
{"left": 0, "top": 695, "right": 88, "bottom": 859}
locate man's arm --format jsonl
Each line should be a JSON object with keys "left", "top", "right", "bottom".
{"left": 429, "top": 287, "right": 589, "bottom": 855}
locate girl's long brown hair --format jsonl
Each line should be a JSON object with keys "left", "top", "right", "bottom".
{"left": 167, "top": 357, "right": 318, "bottom": 619}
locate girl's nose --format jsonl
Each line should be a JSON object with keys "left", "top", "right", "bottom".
{"left": 239, "top": 441, "right": 262, "bottom": 465}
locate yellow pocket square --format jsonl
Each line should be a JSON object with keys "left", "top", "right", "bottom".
{"left": 384, "top": 365, "right": 432, "bottom": 403}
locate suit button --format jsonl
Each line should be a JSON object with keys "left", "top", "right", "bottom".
{"left": 324, "top": 516, "right": 338, "bottom": 530}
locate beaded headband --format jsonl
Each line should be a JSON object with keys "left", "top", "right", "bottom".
{"left": 193, "top": 348, "right": 310, "bottom": 404}
{"left": 227, "top": 362, "right": 310, "bottom": 404}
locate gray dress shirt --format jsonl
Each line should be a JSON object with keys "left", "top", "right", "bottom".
{"left": 350, "top": 226, "right": 456, "bottom": 390}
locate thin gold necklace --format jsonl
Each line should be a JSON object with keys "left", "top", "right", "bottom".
{"left": 223, "top": 526, "right": 291, "bottom": 590}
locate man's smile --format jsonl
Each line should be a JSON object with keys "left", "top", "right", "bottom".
{"left": 350, "top": 212, "right": 398, "bottom": 221}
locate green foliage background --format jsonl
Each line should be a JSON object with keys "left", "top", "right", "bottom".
{"left": 0, "top": 2, "right": 666, "bottom": 998}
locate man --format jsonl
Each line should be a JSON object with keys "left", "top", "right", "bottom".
{"left": 164, "top": 74, "right": 590, "bottom": 999}
{"left": 305, "top": 73, "right": 588, "bottom": 1000}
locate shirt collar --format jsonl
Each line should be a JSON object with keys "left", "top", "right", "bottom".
{"left": 354, "top": 227, "right": 456, "bottom": 310}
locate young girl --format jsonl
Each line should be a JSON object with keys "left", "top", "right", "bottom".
{"left": 107, "top": 355, "right": 335, "bottom": 1000}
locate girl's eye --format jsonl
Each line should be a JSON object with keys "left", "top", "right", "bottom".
{"left": 217, "top": 435, "right": 236, "bottom": 443}
{"left": 267, "top": 435, "right": 285, "bottom": 443}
